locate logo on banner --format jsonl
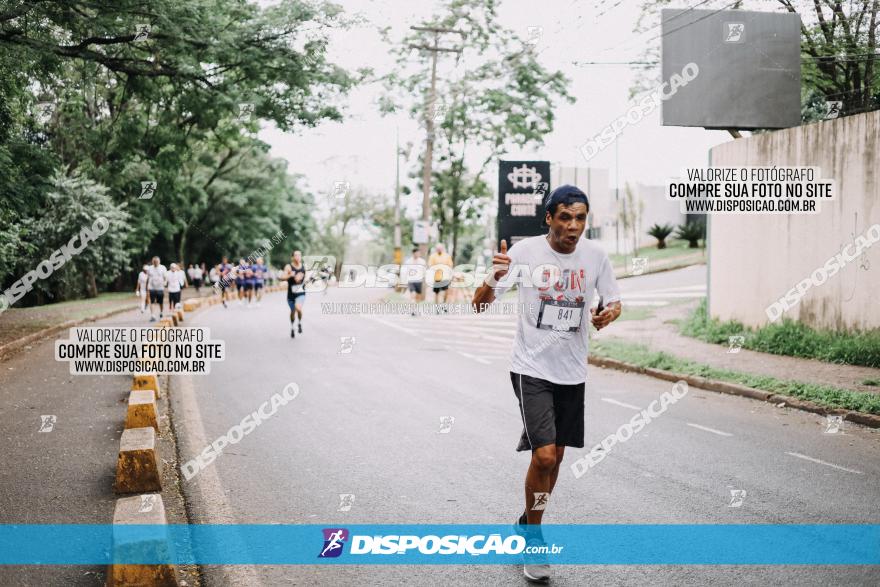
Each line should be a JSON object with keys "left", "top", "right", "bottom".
{"left": 507, "top": 164, "right": 543, "bottom": 190}
{"left": 319, "top": 528, "right": 349, "bottom": 558}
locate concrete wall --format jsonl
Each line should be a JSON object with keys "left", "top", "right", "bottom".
{"left": 709, "top": 111, "right": 880, "bottom": 331}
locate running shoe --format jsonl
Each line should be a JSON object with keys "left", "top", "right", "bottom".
{"left": 514, "top": 511, "right": 528, "bottom": 535}
{"left": 290, "top": 326, "right": 295, "bottom": 338}
{"left": 523, "top": 537, "right": 550, "bottom": 584}
{"left": 298, "top": 323, "right": 302, "bottom": 334}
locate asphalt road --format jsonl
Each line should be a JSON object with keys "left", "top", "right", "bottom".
{"left": 172, "top": 280, "right": 879, "bottom": 586}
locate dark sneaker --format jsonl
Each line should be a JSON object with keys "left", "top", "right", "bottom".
{"left": 523, "top": 538, "right": 550, "bottom": 584}
{"left": 290, "top": 327, "right": 296, "bottom": 338}
{"left": 514, "top": 511, "right": 527, "bottom": 535}
{"left": 298, "top": 323, "right": 302, "bottom": 334}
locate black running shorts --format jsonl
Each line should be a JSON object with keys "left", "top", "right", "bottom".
{"left": 510, "top": 372, "right": 585, "bottom": 452}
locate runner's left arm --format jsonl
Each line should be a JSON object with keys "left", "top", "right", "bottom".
{"left": 591, "top": 254, "right": 622, "bottom": 330}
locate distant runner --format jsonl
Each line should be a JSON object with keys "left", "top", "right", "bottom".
{"left": 401, "top": 247, "right": 426, "bottom": 315}
{"left": 428, "top": 243, "right": 454, "bottom": 306}
{"left": 280, "top": 250, "right": 307, "bottom": 338}
{"left": 471, "top": 185, "right": 622, "bottom": 584}
{"left": 244, "top": 262, "right": 256, "bottom": 307}
{"left": 135, "top": 265, "right": 149, "bottom": 314}
{"left": 167, "top": 262, "right": 187, "bottom": 311}
{"left": 191, "top": 263, "right": 204, "bottom": 294}
{"left": 235, "top": 258, "right": 247, "bottom": 305}
{"left": 218, "top": 257, "right": 233, "bottom": 308}
{"left": 145, "top": 256, "right": 167, "bottom": 322}
{"left": 254, "top": 257, "right": 267, "bottom": 306}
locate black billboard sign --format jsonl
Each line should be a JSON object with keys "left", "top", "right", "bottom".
{"left": 497, "top": 160, "right": 551, "bottom": 247}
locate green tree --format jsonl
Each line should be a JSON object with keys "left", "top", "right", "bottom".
{"left": 647, "top": 222, "right": 674, "bottom": 249}
{"left": 314, "top": 188, "right": 382, "bottom": 278}
{"left": 0, "top": 0, "right": 356, "bottom": 301}
{"left": 26, "top": 171, "right": 131, "bottom": 301}
{"left": 619, "top": 183, "right": 644, "bottom": 257}
{"left": 380, "top": 0, "right": 573, "bottom": 260}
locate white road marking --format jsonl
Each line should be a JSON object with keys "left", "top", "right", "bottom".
{"left": 601, "top": 397, "right": 642, "bottom": 410}
{"left": 455, "top": 350, "right": 491, "bottom": 365}
{"left": 177, "top": 375, "right": 265, "bottom": 586}
{"left": 785, "top": 451, "right": 864, "bottom": 475}
{"left": 686, "top": 422, "right": 733, "bottom": 437}
{"left": 365, "top": 315, "right": 418, "bottom": 336}
{"left": 431, "top": 335, "right": 512, "bottom": 346}
{"left": 368, "top": 314, "right": 509, "bottom": 365}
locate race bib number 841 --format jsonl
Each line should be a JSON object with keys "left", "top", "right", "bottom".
{"left": 536, "top": 299, "right": 584, "bottom": 332}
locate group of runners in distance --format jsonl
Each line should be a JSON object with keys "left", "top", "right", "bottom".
{"left": 135, "top": 250, "right": 324, "bottom": 340}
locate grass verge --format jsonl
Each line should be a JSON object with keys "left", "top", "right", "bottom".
{"left": 592, "top": 338, "right": 880, "bottom": 415}
{"left": 679, "top": 300, "right": 880, "bottom": 368}
{"left": 609, "top": 239, "right": 704, "bottom": 272}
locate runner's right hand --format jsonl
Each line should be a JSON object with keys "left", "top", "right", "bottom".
{"left": 491, "top": 239, "right": 511, "bottom": 282}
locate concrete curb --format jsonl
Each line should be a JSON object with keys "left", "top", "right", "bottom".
{"left": 588, "top": 355, "right": 880, "bottom": 429}
{"left": 107, "top": 494, "right": 179, "bottom": 586}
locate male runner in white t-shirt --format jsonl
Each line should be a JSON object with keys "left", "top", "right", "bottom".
{"left": 472, "top": 184, "right": 622, "bottom": 584}
{"left": 145, "top": 256, "right": 167, "bottom": 322}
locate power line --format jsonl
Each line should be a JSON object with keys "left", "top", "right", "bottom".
{"left": 644, "top": 0, "right": 742, "bottom": 44}
{"left": 595, "top": 0, "right": 737, "bottom": 55}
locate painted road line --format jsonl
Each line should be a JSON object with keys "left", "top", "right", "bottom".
{"left": 455, "top": 350, "right": 491, "bottom": 365}
{"left": 601, "top": 397, "right": 642, "bottom": 410}
{"left": 785, "top": 451, "right": 864, "bottom": 475}
{"left": 430, "top": 335, "right": 512, "bottom": 346}
{"left": 686, "top": 422, "right": 733, "bottom": 437}
{"left": 365, "top": 316, "right": 418, "bottom": 337}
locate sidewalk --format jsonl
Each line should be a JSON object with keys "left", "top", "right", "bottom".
{"left": 0, "top": 305, "right": 202, "bottom": 585}
{"left": 603, "top": 299, "right": 880, "bottom": 395}
{"left": 0, "top": 286, "right": 216, "bottom": 356}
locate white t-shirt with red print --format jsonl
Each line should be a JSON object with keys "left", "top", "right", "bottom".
{"left": 493, "top": 235, "right": 620, "bottom": 385}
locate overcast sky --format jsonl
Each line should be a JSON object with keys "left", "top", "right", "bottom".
{"left": 259, "top": 0, "right": 734, "bottom": 211}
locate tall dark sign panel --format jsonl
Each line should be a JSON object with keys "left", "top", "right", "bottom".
{"left": 497, "top": 160, "right": 551, "bottom": 247}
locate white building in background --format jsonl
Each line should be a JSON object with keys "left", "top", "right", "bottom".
{"left": 552, "top": 166, "right": 619, "bottom": 253}
{"left": 631, "top": 182, "right": 685, "bottom": 250}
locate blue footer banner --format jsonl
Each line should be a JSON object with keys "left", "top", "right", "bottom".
{"left": 0, "top": 524, "right": 878, "bottom": 565}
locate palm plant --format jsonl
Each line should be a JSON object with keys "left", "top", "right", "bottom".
{"left": 675, "top": 219, "right": 706, "bottom": 248}
{"left": 647, "top": 223, "right": 674, "bottom": 249}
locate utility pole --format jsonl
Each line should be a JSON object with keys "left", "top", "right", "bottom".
{"left": 408, "top": 25, "right": 464, "bottom": 259}
{"left": 614, "top": 136, "right": 620, "bottom": 255}
{"left": 393, "top": 126, "right": 402, "bottom": 267}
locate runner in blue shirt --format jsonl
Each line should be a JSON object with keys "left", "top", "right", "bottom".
{"left": 254, "top": 257, "right": 267, "bottom": 307}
